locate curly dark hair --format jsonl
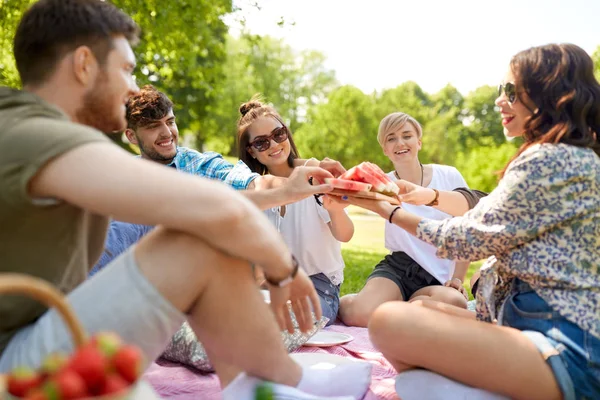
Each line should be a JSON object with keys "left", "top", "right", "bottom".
{"left": 126, "top": 85, "right": 174, "bottom": 130}
{"left": 501, "top": 43, "right": 600, "bottom": 176}
{"left": 14, "top": 0, "right": 139, "bottom": 87}
{"left": 236, "top": 95, "right": 300, "bottom": 175}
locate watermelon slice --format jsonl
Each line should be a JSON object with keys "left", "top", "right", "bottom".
{"left": 339, "top": 166, "right": 360, "bottom": 181}
{"left": 324, "top": 178, "right": 372, "bottom": 192}
{"left": 337, "top": 162, "right": 399, "bottom": 197}
{"left": 362, "top": 162, "right": 399, "bottom": 195}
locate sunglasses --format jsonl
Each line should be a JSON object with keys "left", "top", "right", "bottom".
{"left": 498, "top": 82, "right": 517, "bottom": 104}
{"left": 247, "top": 126, "right": 289, "bottom": 152}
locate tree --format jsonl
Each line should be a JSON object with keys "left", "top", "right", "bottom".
{"left": 200, "top": 34, "right": 337, "bottom": 155}
{"left": 295, "top": 85, "right": 380, "bottom": 169}
{"left": 0, "top": 0, "right": 233, "bottom": 150}
{"left": 0, "top": 0, "right": 36, "bottom": 88}
{"left": 593, "top": 45, "right": 600, "bottom": 82}
{"left": 422, "top": 85, "right": 465, "bottom": 165}
{"left": 462, "top": 85, "right": 506, "bottom": 147}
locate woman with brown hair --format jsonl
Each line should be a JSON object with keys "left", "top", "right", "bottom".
{"left": 348, "top": 43, "right": 600, "bottom": 400}
{"left": 237, "top": 98, "right": 354, "bottom": 326}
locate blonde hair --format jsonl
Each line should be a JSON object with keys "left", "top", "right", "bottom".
{"left": 377, "top": 112, "right": 423, "bottom": 147}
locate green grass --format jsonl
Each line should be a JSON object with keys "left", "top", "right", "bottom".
{"left": 340, "top": 210, "right": 482, "bottom": 299}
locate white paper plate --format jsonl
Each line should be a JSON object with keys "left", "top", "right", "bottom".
{"left": 290, "top": 352, "right": 358, "bottom": 369}
{"left": 303, "top": 331, "right": 353, "bottom": 347}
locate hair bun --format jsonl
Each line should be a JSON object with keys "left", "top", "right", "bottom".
{"left": 239, "top": 100, "right": 263, "bottom": 117}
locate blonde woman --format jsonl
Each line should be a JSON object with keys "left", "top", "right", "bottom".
{"left": 339, "top": 112, "right": 470, "bottom": 328}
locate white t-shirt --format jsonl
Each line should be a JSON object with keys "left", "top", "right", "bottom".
{"left": 385, "top": 164, "right": 468, "bottom": 283}
{"left": 264, "top": 196, "right": 345, "bottom": 285}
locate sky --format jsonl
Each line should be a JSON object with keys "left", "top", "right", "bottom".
{"left": 228, "top": 0, "right": 600, "bottom": 95}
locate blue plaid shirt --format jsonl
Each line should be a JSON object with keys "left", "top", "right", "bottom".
{"left": 89, "top": 147, "right": 258, "bottom": 276}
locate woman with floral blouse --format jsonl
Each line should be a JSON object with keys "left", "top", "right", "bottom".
{"left": 348, "top": 43, "right": 599, "bottom": 400}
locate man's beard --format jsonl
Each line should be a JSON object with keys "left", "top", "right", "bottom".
{"left": 75, "top": 71, "right": 125, "bottom": 133}
{"left": 136, "top": 134, "right": 177, "bottom": 164}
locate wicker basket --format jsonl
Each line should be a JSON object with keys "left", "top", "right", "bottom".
{"left": 0, "top": 273, "right": 137, "bottom": 400}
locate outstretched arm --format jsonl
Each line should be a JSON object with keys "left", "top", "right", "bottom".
{"left": 395, "top": 180, "right": 488, "bottom": 217}
{"left": 30, "top": 142, "right": 298, "bottom": 282}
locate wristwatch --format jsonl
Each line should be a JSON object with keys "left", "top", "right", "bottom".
{"left": 425, "top": 189, "right": 440, "bottom": 206}
{"left": 264, "top": 255, "right": 300, "bottom": 287}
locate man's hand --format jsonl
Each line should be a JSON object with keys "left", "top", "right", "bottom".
{"left": 318, "top": 157, "right": 346, "bottom": 178}
{"left": 283, "top": 166, "right": 334, "bottom": 204}
{"left": 268, "top": 269, "right": 322, "bottom": 334}
{"left": 444, "top": 278, "right": 468, "bottom": 300}
{"left": 395, "top": 179, "right": 437, "bottom": 206}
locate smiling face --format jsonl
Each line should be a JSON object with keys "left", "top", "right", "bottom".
{"left": 382, "top": 121, "right": 422, "bottom": 163}
{"left": 495, "top": 68, "right": 535, "bottom": 138}
{"left": 246, "top": 116, "right": 291, "bottom": 170}
{"left": 127, "top": 109, "right": 179, "bottom": 164}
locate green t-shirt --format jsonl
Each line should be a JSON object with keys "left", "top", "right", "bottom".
{"left": 0, "top": 88, "right": 111, "bottom": 354}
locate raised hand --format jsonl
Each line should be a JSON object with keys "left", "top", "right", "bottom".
{"left": 318, "top": 157, "right": 346, "bottom": 178}
{"left": 284, "top": 166, "right": 333, "bottom": 203}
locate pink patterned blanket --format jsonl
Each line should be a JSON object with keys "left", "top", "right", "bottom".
{"left": 144, "top": 324, "right": 399, "bottom": 400}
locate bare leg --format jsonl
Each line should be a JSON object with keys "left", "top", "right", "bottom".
{"left": 409, "top": 285, "right": 467, "bottom": 309}
{"left": 135, "top": 227, "right": 301, "bottom": 387}
{"left": 136, "top": 228, "right": 372, "bottom": 400}
{"left": 338, "top": 277, "right": 402, "bottom": 327}
{"left": 368, "top": 301, "right": 561, "bottom": 400}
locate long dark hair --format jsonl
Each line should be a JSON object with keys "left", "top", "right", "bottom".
{"left": 501, "top": 43, "right": 600, "bottom": 176}
{"left": 237, "top": 96, "right": 300, "bottom": 175}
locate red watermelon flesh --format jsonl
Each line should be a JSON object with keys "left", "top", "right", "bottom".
{"left": 354, "top": 165, "right": 389, "bottom": 193}
{"left": 324, "top": 178, "right": 372, "bottom": 192}
{"left": 363, "top": 162, "right": 399, "bottom": 195}
{"left": 339, "top": 166, "right": 360, "bottom": 181}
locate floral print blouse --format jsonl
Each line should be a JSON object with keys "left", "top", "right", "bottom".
{"left": 417, "top": 143, "right": 600, "bottom": 339}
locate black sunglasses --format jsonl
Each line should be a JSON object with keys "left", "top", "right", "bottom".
{"left": 498, "top": 82, "right": 517, "bottom": 104}
{"left": 247, "top": 126, "right": 289, "bottom": 152}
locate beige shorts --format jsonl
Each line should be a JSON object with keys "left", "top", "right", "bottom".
{"left": 0, "top": 247, "right": 186, "bottom": 372}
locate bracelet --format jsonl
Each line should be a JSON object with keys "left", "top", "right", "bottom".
{"left": 388, "top": 206, "right": 402, "bottom": 223}
{"left": 425, "top": 188, "right": 440, "bottom": 206}
{"left": 303, "top": 157, "right": 318, "bottom": 167}
{"left": 264, "top": 255, "right": 300, "bottom": 287}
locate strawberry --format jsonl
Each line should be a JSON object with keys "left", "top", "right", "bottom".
{"left": 113, "top": 345, "right": 143, "bottom": 383}
{"left": 7, "top": 366, "right": 43, "bottom": 397}
{"left": 90, "top": 332, "right": 123, "bottom": 358}
{"left": 99, "top": 373, "right": 130, "bottom": 396}
{"left": 44, "top": 369, "right": 88, "bottom": 399}
{"left": 40, "top": 353, "right": 69, "bottom": 376}
{"left": 67, "top": 345, "right": 108, "bottom": 392}
{"left": 23, "top": 389, "right": 49, "bottom": 400}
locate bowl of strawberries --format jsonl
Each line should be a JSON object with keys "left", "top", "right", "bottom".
{"left": 0, "top": 274, "right": 145, "bottom": 400}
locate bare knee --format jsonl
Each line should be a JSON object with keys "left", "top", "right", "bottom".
{"left": 368, "top": 302, "right": 414, "bottom": 351}
{"left": 339, "top": 295, "right": 373, "bottom": 327}
{"left": 416, "top": 286, "right": 467, "bottom": 309}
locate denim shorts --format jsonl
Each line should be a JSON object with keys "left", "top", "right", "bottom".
{"left": 309, "top": 273, "right": 340, "bottom": 326}
{"left": 367, "top": 252, "right": 441, "bottom": 301}
{"left": 500, "top": 280, "right": 600, "bottom": 400}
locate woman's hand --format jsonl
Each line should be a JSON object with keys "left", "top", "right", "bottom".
{"left": 322, "top": 194, "right": 349, "bottom": 212}
{"left": 395, "top": 179, "right": 437, "bottom": 205}
{"left": 268, "top": 269, "right": 322, "bottom": 334}
{"left": 344, "top": 196, "right": 396, "bottom": 219}
{"left": 444, "top": 278, "right": 469, "bottom": 300}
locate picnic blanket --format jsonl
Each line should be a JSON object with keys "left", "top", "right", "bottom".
{"left": 144, "top": 324, "right": 399, "bottom": 400}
